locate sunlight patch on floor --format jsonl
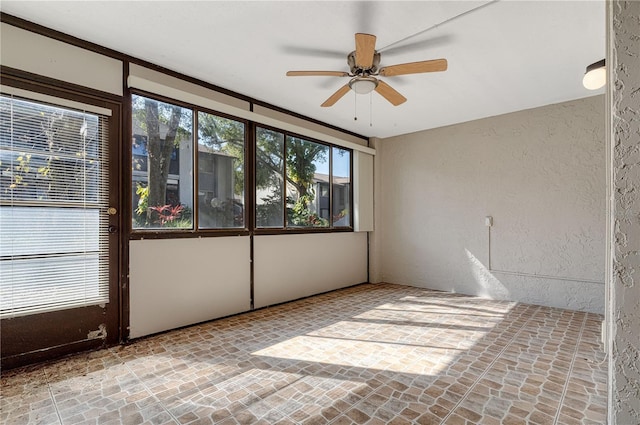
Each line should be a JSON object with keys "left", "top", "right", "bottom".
{"left": 253, "top": 332, "right": 460, "bottom": 375}
{"left": 250, "top": 297, "right": 508, "bottom": 375}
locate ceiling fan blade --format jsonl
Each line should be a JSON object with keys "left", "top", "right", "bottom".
{"left": 321, "top": 84, "right": 351, "bottom": 107}
{"left": 286, "top": 71, "right": 350, "bottom": 77}
{"left": 355, "top": 33, "right": 377, "bottom": 69}
{"left": 379, "top": 59, "right": 448, "bottom": 77}
{"left": 375, "top": 80, "right": 407, "bottom": 106}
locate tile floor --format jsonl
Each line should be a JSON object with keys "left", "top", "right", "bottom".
{"left": 1, "top": 283, "right": 607, "bottom": 425}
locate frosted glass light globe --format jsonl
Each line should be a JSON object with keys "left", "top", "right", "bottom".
{"left": 583, "top": 60, "right": 606, "bottom": 90}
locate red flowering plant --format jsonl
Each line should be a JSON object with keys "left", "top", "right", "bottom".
{"left": 148, "top": 204, "right": 185, "bottom": 226}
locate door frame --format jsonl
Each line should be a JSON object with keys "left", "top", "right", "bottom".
{"left": 0, "top": 67, "right": 124, "bottom": 369}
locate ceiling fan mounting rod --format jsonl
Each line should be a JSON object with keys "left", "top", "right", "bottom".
{"left": 378, "top": 0, "right": 500, "bottom": 52}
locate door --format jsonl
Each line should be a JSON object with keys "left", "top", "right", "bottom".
{"left": 0, "top": 85, "right": 121, "bottom": 369}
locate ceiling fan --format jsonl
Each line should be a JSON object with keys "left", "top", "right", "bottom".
{"left": 286, "top": 33, "right": 448, "bottom": 107}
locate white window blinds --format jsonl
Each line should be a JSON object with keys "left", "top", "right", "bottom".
{"left": 0, "top": 94, "right": 110, "bottom": 318}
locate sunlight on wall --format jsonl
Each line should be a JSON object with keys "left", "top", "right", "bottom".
{"left": 465, "top": 249, "right": 510, "bottom": 299}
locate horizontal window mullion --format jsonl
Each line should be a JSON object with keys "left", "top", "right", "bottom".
{"left": 253, "top": 227, "right": 354, "bottom": 236}
{"left": 129, "top": 228, "right": 250, "bottom": 239}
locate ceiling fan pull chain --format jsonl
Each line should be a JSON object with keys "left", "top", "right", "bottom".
{"left": 354, "top": 91, "right": 358, "bottom": 121}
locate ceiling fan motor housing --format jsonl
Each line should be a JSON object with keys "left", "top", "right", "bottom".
{"left": 348, "top": 51, "right": 381, "bottom": 75}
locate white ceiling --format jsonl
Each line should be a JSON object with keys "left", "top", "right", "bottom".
{"left": 1, "top": 1, "right": 605, "bottom": 139}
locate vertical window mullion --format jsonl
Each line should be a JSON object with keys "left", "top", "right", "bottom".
{"left": 246, "top": 122, "right": 255, "bottom": 231}
{"left": 282, "top": 135, "right": 288, "bottom": 229}
{"left": 350, "top": 150, "right": 354, "bottom": 229}
{"left": 193, "top": 111, "right": 199, "bottom": 231}
{"left": 328, "top": 146, "right": 333, "bottom": 229}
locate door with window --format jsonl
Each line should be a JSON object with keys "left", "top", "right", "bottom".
{"left": 0, "top": 87, "right": 120, "bottom": 368}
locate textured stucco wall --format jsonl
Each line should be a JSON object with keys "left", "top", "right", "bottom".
{"left": 376, "top": 96, "right": 606, "bottom": 313}
{"left": 609, "top": 1, "right": 640, "bottom": 422}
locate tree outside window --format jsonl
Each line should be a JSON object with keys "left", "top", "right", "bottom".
{"left": 131, "top": 95, "right": 193, "bottom": 229}
{"left": 255, "top": 127, "right": 351, "bottom": 230}
{"left": 332, "top": 147, "right": 351, "bottom": 227}
{"left": 286, "top": 136, "right": 329, "bottom": 228}
{"left": 197, "top": 112, "right": 245, "bottom": 229}
{"left": 255, "top": 128, "right": 284, "bottom": 228}
{"left": 131, "top": 95, "right": 351, "bottom": 233}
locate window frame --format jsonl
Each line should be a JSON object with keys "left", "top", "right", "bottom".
{"left": 253, "top": 124, "right": 354, "bottom": 235}
{"left": 195, "top": 108, "right": 249, "bottom": 232}
{"left": 129, "top": 90, "right": 250, "bottom": 239}
{"left": 0, "top": 70, "right": 124, "bottom": 367}
{"left": 128, "top": 90, "right": 353, "bottom": 240}
{"left": 330, "top": 145, "right": 353, "bottom": 229}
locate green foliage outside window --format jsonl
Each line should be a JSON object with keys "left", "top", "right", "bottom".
{"left": 130, "top": 95, "right": 351, "bottom": 232}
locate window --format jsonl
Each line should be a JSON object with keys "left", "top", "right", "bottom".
{"left": 131, "top": 95, "right": 193, "bottom": 229}
{"left": 286, "top": 136, "right": 330, "bottom": 228}
{"left": 255, "top": 127, "right": 284, "bottom": 228}
{"left": 255, "top": 127, "right": 352, "bottom": 230}
{"left": 131, "top": 95, "right": 352, "bottom": 235}
{"left": 0, "top": 95, "right": 110, "bottom": 317}
{"left": 197, "top": 111, "right": 245, "bottom": 229}
{"left": 131, "top": 94, "right": 246, "bottom": 231}
{"left": 332, "top": 147, "right": 351, "bottom": 227}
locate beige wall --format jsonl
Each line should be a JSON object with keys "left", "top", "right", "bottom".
{"left": 129, "top": 237, "right": 251, "bottom": 338}
{"left": 0, "top": 23, "right": 123, "bottom": 95}
{"left": 254, "top": 232, "right": 368, "bottom": 308}
{"left": 130, "top": 232, "right": 368, "bottom": 337}
{"left": 374, "top": 96, "right": 606, "bottom": 313}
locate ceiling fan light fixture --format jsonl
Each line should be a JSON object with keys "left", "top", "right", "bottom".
{"left": 583, "top": 59, "right": 606, "bottom": 90}
{"left": 349, "top": 77, "right": 378, "bottom": 94}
